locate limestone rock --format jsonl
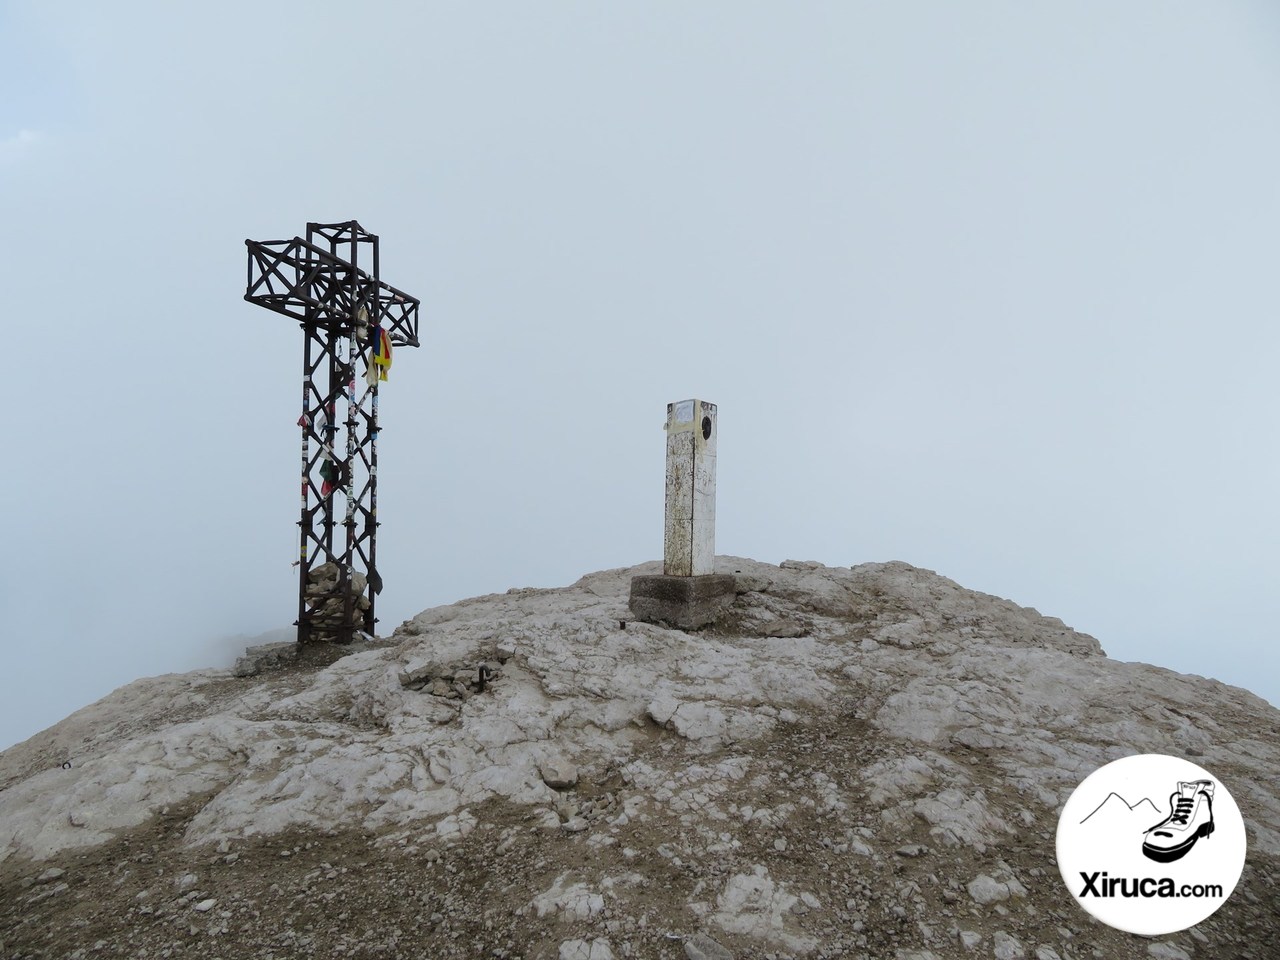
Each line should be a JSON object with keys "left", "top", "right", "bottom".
{"left": 684, "top": 932, "right": 733, "bottom": 959}
{"left": 559, "top": 939, "right": 614, "bottom": 960}
{"left": 993, "top": 931, "right": 1026, "bottom": 960}
{"left": 540, "top": 755, "right": 578, "bottom": 790}
{"left": 531, "top": 876, "right": 604, "bottom": 921}
{"left": 234, "top": 641, "right": 297, "bottom": 677}
{"left": 1, "top": 555, "right": 1277, "bottom": 959}
{"left": 759, "top": 618, "right": 806, "bottom": 638}
{"left": 967, "top": 874, "right": 1013, "bottom": 905}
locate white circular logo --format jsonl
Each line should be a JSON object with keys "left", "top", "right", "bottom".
{"left": 1056, "top": 754, "right": 1247, "bottom": 936}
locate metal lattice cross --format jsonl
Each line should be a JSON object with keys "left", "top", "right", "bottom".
{"left": 244, "top": 221, "right": 421, "bottom": 644}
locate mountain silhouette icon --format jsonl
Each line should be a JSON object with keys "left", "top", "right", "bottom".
{"left": 1080, "top": 792, "right": 1162, "bottom": 826}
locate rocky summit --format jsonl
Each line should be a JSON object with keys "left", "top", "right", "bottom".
{"left": 1, "top": 558, "right": 1277, "bottom": 960}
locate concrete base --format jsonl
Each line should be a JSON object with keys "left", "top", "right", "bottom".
{"left": 628, "top": 574, "right": 737, "bottom": 630}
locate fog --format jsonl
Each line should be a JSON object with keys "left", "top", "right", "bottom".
{"left": 3, "top": 1, "right": 1277, "bottom": 750}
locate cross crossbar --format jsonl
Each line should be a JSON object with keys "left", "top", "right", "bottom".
{"left": 245, "top": 234, "right": 420, "bottom": 346}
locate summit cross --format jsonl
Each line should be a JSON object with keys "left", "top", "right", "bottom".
{"left": 244, "top": 221, "right": 422, "bottom": 645}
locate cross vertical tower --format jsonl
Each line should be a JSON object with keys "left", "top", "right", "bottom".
{"left": 244, "top": 221, "right": 421, "bottom": 645}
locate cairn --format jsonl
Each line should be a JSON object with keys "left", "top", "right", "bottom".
{"left": 304, "top": 561, "right": 372, "bottom": 644}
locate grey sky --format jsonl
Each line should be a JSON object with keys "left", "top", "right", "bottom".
{"left": 3, "top": 1, "right": 1278, "bottom": 750}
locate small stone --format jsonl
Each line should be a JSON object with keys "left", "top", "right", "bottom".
{"left": 958, "top": 930, "right": 981, "bottom": 950}
{"left": 993, "top": 931, "right": 1026, "bottom": 960}
{"left": 562, "top": 817, "right": 589, "bottom": 833}
{"left": 554, "top": 799, "right": 579, "bottom": 821}
{"left": 176, "top": 873, "right": 198, "bottom": 892}
{"left": 430, "top": 678, "right": 453, "bottom": 698}
{"left": 398, "top": 657, "right": 446, "bottom": 688}
{"left": 559, "top": 938, "right": 614, "bottom": 960}
{"left": 685, "top": 933, "right": 734, "bottom": 960}
{"left": 1035, "top": 948, "right": 1063, "bottom": 960}
{"left": 759, "top": 619, "right": 806, "bottom": 638}
{"left": 968, "top": 874, "right": 1011, "bottom": 905}
{"left": 533, "top": 808, "right": 563, "bottom": 831}
{"left": 193, "top": 899, "right": 217, "bottom": 913}
{"left": 1147, "top": 945, "right": 1192, "bottom": 960}
{"left": 540, "top": 755, "right": 578, "bottom": 790}
{"left": 36, "top": 868, "right": 65, "bottom": 884}
{"left": 773, "top": 838, "right": 787, "bottom": 852}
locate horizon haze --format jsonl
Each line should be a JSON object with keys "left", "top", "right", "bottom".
{"left": 2, "top": 1, "right": 1278, "bottom": 750}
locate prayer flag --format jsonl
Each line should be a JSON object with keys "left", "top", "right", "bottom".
{"left": 373, "top": 326, "right": 392, "bottom": 381}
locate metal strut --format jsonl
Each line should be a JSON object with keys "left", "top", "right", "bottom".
{"left": 244, "top": 220, "right": 421, "bottom": 645}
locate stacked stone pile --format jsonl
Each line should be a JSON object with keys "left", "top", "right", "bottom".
{"left": 303, "top": 562, "right": 371, "bottom": 643}
{"left": 397, "top": 646, "right": 509, "bottom": 700}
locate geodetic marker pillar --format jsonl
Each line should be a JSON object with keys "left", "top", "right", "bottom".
{"left": 664, "top": 398, "right": 717, "bottom": 576}
{"left": 630, "top": 398, "right": 736, "bottom": 630}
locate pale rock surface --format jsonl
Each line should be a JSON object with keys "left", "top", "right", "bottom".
{"left": 529, "top": 874, "right": 606, "bottom": 921}
{"left": 232, "top": 640, "right": 297, "bottom": 678}
{"left": 993, "top": 930, "right": 1027, "bottom": 959}
{"left": 710, "top": 864, "right": 815, "bottom": 951}
{"left": 968, "top": 873, "right": 1019, "bottom": 905}
{"left": 540, "top": 753, "right": 579, "bottom": 790}
{"left": 558, "top": 938, "right": 614, "bottom": 960}
{"left": 684, "top": 931, "right": 734, "bottom": 959}
{"left": 2, "top": 556, "right": 1278, "bottom": 959}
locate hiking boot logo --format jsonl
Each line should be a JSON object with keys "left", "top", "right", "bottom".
{"left": 1142, "top": 779, "right": 1215, "bottom": 863}
{"left": 1056, "top": 754, "right": 1247, "bottom": 937}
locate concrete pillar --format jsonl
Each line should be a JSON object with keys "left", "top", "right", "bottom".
{"left": 664, "top": 398, "right": 717, "bottom": 576}
{"left": 630, "top": 398, "right": 735, "bottom": 630}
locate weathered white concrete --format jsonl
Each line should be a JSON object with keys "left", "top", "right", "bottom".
{"left": 663, "top": 399, "right": 717, "bottom": 576}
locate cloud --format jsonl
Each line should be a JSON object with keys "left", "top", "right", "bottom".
{"left": 0, "top": 128, "right": 43, "bottom": 161}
